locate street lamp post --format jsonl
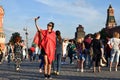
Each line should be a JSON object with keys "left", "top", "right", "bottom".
{"left": 23, "top": 27, "right": 29, "bottom": 59}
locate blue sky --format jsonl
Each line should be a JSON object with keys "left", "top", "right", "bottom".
{"left": 0, "top": 0, "right": 120, "bottom": 46}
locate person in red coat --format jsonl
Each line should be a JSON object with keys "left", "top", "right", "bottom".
{"left": 34, "top": 17, "right": 56, "bottom": 79}
{"left": 29, "top": 46, "right": 35, "bottom": 61}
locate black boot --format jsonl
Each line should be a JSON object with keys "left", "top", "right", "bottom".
{"left": 44, "top": 74, "right": 48, "bottom": 79}
{"left": 48, "top": 75, "right": 52, "bottom": 79}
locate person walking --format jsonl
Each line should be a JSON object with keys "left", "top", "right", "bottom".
{"left": 84, "top": 34, "right": 92, "bottom": 68}
{"left": 107, "top": 32, "right": 120, "bottom": 71}
{"left": 91, "top": 32, "right": 104, "bottom": 72}
{"left": 22, "top": 46, "right": 26, "bottom": 60}
{"left": 67, "top": 39, "right": 76, "bottom": 64}
{"left": 38, "top": 50, "right": 44, "bottom": 73}
{"left": 62, "top": 39, "right": 68, "bottom": 64}
{"left": 53, "top": 30, "right": 62, "bottom": 75}
{"left": 76, "top": 38, "right": 86, "bottom": 72}
{"left": 30, "top": 45, "right": 35, "bottom": 61}
{"left": 104, "top": 37, "right": 111, "bottom": 67}
{"left": 34, "top": 16, "right": 56, "bottom": 79}
{"left": 13, "top": 36, "right": 23, "bottom": 71}
{"left": 6, "top": 42, "right": 13, "bottom": 63}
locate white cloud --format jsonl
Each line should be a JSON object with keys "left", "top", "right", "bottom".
{"left": 35, "top": 0, "right": 102, "bottom": 21}
{"left": 35, "top": 0, "right": 105, "bottom": 35}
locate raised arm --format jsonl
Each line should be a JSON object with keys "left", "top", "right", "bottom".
{"left": 35, "top": 16, "right": 43, "bottom": 41}
{"left": 35, "top": 16, "right": 40, "bottom": 31}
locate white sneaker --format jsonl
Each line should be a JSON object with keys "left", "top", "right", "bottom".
{"left": 115, "top": 68, "right": 117, "bottom": 71}
{"left": 39, "top": 69, "right": 42, "bottom": 73}
{"left": 16, "top": 68, "right": 19, "bottom": 71}
{"left": 71, "top": 62, "right": 74, "bottom": 64}
{"left": 77, "top": 69, "right": 80, "bottom": 72}
{"left": 81, "top": 69, "right": 84, "bottom": 72}
{"left": 61, "top": 62, "right": 64, "bottom": 64}
{"left": 63, "top": 62, "right": 67, "bottom": 64}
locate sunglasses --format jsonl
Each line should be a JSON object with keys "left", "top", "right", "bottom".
{"left": 47, "top": 24, "right": 52, "bottom": 27}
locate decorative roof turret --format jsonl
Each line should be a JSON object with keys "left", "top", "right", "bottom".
{"left": 106, "top": 4, "right": 117, "bottom": 29}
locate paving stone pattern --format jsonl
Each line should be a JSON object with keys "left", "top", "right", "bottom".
{"left": 0, "top": 59, "right": 120, "bottom": 80}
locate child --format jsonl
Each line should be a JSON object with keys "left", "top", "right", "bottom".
{"left": 76, "top": 38, "right": 85, "bottom": 72}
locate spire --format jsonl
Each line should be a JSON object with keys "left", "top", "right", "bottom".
{"left": 109, "top": 4, "right": 112, "bottom": 8}
{"left": 106, "top": 4, "right": 117, "bottom": 29}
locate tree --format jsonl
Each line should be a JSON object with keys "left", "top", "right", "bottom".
{"left": 99, "top": 28, "right": 107, "bottom": 40}
{"left": 9, "top": 32, "right": 22, "bottom": 44}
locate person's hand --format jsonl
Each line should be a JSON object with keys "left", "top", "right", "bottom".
{"left": 35, "top": 16, "right": 40, "bottom": 21}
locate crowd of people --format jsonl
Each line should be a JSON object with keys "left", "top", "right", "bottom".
{"left": 33, "top": 17, "right": 120, "bottom": 79}
{"left": 0, "top": 18, "right": 120, "bottom": 80}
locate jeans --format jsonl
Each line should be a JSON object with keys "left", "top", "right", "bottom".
{"left": 33, "top": 54, "right": 37, "bottom": 61}
{"left": 52, "top": 53, "right": 61, "bottom": 72}
{"left": 39, "top": 54, "right": 44, "bottom": 69}
{"left": 68, "top": 53, "right": 73, "bottom": 64}
{"left": 105, "top": 52, "right": 110, "bottom": 67}
{"left": 85, "top": 49, "right": 93, "bottom": 68}
{"left": 110, "top": 49, "right": 120, "bottom": 63}
{"left": 8, "top": 53, "right": 12, "bottom": 63}
{"left": 79, "top": 54, "right": 85, "bottom": 61}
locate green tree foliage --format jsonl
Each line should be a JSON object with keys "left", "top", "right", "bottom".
{"left": 99, "top": 28, "right": 112, "bottom": 40}
{"left": 9, "top": 32, "right": 22, "bottom": 44}
{"left": 100, "top": 28, "right": 108, "bottom": 40}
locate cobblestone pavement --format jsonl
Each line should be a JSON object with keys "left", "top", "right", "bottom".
{"left": 0, "top": 59, "right": 120, "bottom": 80}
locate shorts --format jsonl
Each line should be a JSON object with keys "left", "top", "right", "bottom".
{"left": 79, "top": 54, "right": 85, "bottom": 61}
{"left": 41, "top": 48, "right": 46, "bottom": 55}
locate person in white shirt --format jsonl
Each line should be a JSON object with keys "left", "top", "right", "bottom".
{"left": 62, "top": 39, "right": 68, "bottom": 64}
{"left": 108, "top": 32, "right": 120, "bottom": 72}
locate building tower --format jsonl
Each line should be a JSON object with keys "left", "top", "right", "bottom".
{"left": 75, "top": 25, "right": 85, "bottom": 41}
{"left": 0, "top": 6, "right": 5, "bottom": 50}
{"left": 106, "top": 4, "right": 117, "bottom": 29}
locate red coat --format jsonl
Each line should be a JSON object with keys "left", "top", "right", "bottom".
{"left": 33, "top": 30, "right": 56, "bottom": 63}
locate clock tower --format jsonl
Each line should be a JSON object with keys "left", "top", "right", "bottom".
{"left": 0, "top": 6, "right": 5, "bottom": 50}
{"left": 75, "top": 25, "right": 85, "bottom": 41}
{"left": 106, "top": 4, "right": 117, "bottom": 29}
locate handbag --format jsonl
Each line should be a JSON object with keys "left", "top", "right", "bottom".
{"left": 101, "top": 56, "right": 107, "bottom": 63}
